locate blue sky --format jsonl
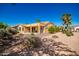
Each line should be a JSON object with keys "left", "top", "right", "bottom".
{"left": 0, "top": 3, "right": 79, "bottom": 26}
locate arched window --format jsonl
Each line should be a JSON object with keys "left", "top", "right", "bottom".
{"left": 18, "top": 26, "right": 22, "bottom": 31}
{"left": 19, "top": 27, "right": 21, "bottom": 31}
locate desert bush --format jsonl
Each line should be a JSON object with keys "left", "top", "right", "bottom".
{"left": 0, "top": 27, "right": 19, "bottom": 53}
{"left": 48, "top": 26, "right": 60, "bottom": 33}
{"left": 29, "top": 37, "right": 42, "bottom": 48}
{"left": 64, "top": 30, "right": 73, "bottom": 36}
{"left": 6, "top": 28, "right": 19, "bottom": 35}
{"left": 0, "top": 29, "right": 6, "bottom": 37}
{"left": 52, "top": 35, "right": 58, "bottom": 38}
{"left": 0, "top": 28, "right": 19, "bottom": 39}
{"left": 27, "top": 36, "right": 42, "bottom": 48}
{"left": 0, "top": 29, "right": 13, "bottom": 39}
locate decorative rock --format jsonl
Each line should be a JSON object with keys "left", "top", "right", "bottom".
{"left": 33, "top": 52, "right": 39, "bottom": 56}
{"left": 38, "top": 51, "right": 43, "bottom": 56}
{"left": 42, "top": 54, "right": 49, "bottom": 56}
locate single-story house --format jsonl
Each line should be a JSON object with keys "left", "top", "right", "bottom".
{"left": 13, "top": 21, "right": 54, "bottom": 34}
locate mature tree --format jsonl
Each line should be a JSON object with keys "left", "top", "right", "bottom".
{"left": 61, "top": 14, "right": 72, "bottom": 30}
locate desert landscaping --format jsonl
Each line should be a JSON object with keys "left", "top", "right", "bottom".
{"left": 0, "top": 14, "right": 79, "bottom": 56}
{"left": 0, "top": 3, "right": 79, "bottom": 57}
{"left": 37, "top": 32, "right": 79, "bottom": 55}
{"left": 0, "top": 30, "right": 79, "bottom": 56}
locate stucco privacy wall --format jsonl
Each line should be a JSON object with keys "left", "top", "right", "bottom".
{"left": 72, "top": 26, "right": 79, "bottom": 32}
{"left": 74, "top": 26, "right": 79, "bottom": 31}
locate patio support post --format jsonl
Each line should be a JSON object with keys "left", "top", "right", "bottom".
{"left": 30, "top": 26, "right": 32, "bottom": 33}
{"left": 38, "top": 24, "right": 40, "bottom": 33}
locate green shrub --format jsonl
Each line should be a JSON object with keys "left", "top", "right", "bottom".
{"left": 0, "top": 22, "right": 8, "bottom": 29}
{"left": 64, "top": 30, "right": 73, "bottom": 36}
{"left": 48, "top": 26, "right": 54, "bottom": 33}
{"left": 48, "top": 26, "right": 60, "bottom": 33}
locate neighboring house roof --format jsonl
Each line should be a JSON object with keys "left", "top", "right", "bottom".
{"left": 72, "top": 25, "right": 79, "bottom": 28}
{"left": 73, "top": 25, "right": 79, "bottom": 27}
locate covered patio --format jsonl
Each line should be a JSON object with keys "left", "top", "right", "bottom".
{"left": 18, "top": 24, "right": 44, "bottom": 33}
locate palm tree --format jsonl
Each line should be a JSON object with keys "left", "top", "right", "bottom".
{"left": 61, "top": 14, "right": 72, "bottom": 30}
